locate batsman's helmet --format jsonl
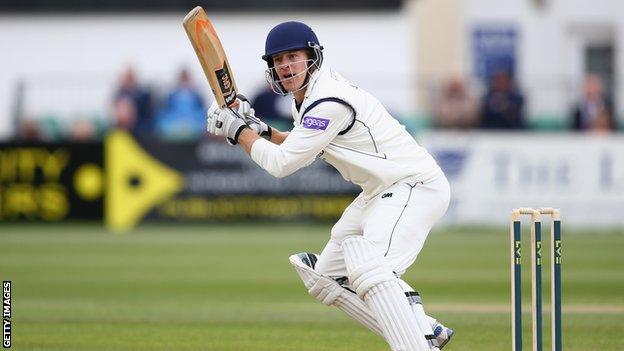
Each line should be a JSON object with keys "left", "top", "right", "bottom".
{"left": 262, "top": 21, "right": 323, "bottom": 67}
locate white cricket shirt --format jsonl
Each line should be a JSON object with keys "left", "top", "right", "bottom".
{"left": 251, "top": 66, "right": 442, "bottom": 200}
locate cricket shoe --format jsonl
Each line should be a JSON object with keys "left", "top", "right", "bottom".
{"left": 433, "top": 322, "right": 454, "bottom": 349}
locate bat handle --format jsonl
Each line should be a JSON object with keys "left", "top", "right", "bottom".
{"left": 236, "top": 93, "right": 250, "bottom": 102}
{"left": 228, "top": 107, "right": 244, "bottom": 120}
{"left": 227, "top": 93, "right": 247, "bottom": 110}
{"left": 229, "top": 94, "right": 262, "bottom": 124}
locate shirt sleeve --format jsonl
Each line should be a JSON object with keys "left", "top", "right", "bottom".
{"left": 250, "top": 101, "right": 353, "bottom": 178}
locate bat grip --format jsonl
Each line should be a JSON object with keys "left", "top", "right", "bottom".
{"left": 229, "top": 95, "right": 262, "bottom": 124}
{"left": 228, "top": 107, "right": 245, "bottom": 119}
{"left": 229, "top": 106, "right": 262, "bottom": 126}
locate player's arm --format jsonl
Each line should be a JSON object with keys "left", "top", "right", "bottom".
{"left": 268, "top": 129, "right": 289, "bottom": 145}
{"left": 238, "top": 128, "right": 262, "bottom": 153}
{"left": 236, "top": 102, "right": 352, "bottom": 178}
{"left": 233, "top": 97, "right": 289, "bottom": 145}
{"left": 237, "top": 128, "right": 287, "bottom": 151}
{"left": 242, "top": 121, "right": 288, "bottom": 145}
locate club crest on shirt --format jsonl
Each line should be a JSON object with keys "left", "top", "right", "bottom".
{"left": 302, "top": 116, "right": 330, "bottom": 131}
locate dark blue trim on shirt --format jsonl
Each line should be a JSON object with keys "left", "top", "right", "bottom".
{"left": 302, "top": 97, "right": 356, "bottom": 135}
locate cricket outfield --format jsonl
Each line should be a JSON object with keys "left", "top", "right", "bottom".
{"left": 1, "top": 224, "right": 622, "bottom": 351}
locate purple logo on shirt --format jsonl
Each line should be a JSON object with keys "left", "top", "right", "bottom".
{"left": 302, "top": 116, "right": 330, "bottom": 130}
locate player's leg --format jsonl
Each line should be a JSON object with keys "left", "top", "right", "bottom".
{"left": 363, "top": 172, "right": 451, "bottom": 350}
{"left": 292, "top": 253, "right": 451, "bottom": 350}
{"left": 289, "top": 195, "right": 385, "bottom": 337}
{"left": 289, "top": 251, "right": 384, "bottom": 337}
{"left": 398, "top": 280, "right": 454, "bottom": 349}
{"left": 290, "top": 185, "right": 449, "bottom": 350}
{"left": 342, "top": 235, "right": 430, "bottom": 351}
{"left": 313, "top": 194, "right": 365, "bottom": 277}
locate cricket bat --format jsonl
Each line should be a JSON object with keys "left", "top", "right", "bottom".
{"left": 183, "top": 6, "right": 238, "bottom": 108}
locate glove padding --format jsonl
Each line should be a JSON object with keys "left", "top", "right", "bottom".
{"left": 236, "top": 95, "right": 272, "bottom": 141}
{"left": 247, "top": 116, "right": 272, "bottom": 141}
{"left": 206, "top": 101, "right": 249, "bottom": 144}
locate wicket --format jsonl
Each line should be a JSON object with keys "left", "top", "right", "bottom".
{"left": 510, "top": 208, "right": 562, "bottom": 351}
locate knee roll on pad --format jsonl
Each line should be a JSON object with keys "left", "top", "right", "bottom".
{"left": 349, "top": 260, "right": 396, "bottom": 299}
{"left": 341, "top": 236, "right": 397, "bottom": 299}
{"left": 308, "top": 275, "right": 345, "bottom": 306}
{"left": 289, "top": 252, "right": 344, "bottom": 306}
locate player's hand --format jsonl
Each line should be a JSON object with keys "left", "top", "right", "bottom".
{"left": 235, "top": 97, "right": 254, "bottom": 119}
{"left": 206, "top": 101, "right": 249, "bottom": 144}
{"left": 235, "top": 95, "right": 272, "bottom": 141}
{"left": 246, "top": 115, "right": 272, "bottom": 141}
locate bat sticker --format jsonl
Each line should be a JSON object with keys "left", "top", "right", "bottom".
{"left": 215, "top": 63, "right": 236, "bottom": 105}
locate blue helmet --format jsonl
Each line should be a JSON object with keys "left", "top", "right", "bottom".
{"left": 262, "top": 21, "right": 323, "bottom": 66}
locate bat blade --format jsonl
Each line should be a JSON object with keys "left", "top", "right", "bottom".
{"left": 183, "top": 6, "right": 238, "bottom": 108}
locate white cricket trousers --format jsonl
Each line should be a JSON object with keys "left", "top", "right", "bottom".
{"left": 315, "top": 171, "right": 450, "bottom": 277}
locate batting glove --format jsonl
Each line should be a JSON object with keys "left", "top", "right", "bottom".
{"left": 236, "top": 95, "right": 272, "bottom": 141}
{"left": 206, "top": 101, "right": 249, "bottom": 144}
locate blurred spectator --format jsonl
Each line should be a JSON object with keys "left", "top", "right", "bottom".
{"left": 18, "top": 116, "right": 65, "bottom": 141}
{"left": 251, "top": 86, "right": 293, "bottom": 131}
{"left": 479, "top": 71, "right": 525, "bottom": 129}
{"left": 70, "top": 119, "right": 96, "bottom": 141}
{"left": 433, "top": 77, "right": 479, "bottom": 129}
{"left": 154, "top": 69, "right": 206, "bottom": 140}
{"left": 112, "top": 97, "right": 136, "bottom": 130}
{"left": 570, "top": 74, "right": 615, "bottom": 132}
{"left": 18, "top": 118, "right": 41, "bottom": 141}
{"left": 112, "top": 66, "right": 153, "bottom": 137}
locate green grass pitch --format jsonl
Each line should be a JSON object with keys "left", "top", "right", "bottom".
{"left": 1, "top": 223, "right": 623, "bottom": 350}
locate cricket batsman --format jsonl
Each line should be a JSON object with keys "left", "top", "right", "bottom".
{"left": 205, "top": 21, "right": 454, "bottom": 351}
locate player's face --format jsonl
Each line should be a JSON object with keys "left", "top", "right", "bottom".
{"left": 272, "top": 50, "right": 309, "bottom": 92}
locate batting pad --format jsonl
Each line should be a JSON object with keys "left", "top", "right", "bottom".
{"left": 405, "top": 292, "right": 440, "bottom": 349}
{"left": 341, "top": 236, "right": 430, "bottom": 351}
{"left": 288, "top": 253, "right": 384, "bottom": 337}
{"left": 397, "top": 280, "right": 440, "bottom": 349}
